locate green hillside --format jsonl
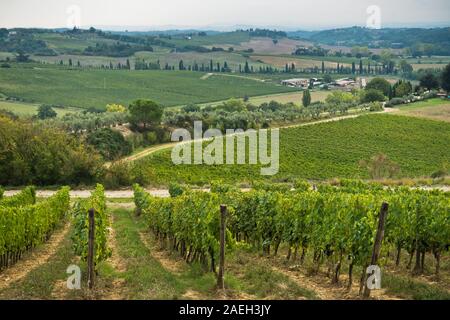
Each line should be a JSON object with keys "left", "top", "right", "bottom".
{"left": 133, "top": 114, "right": 450, "bottom": 186}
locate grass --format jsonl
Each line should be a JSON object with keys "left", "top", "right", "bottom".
{"left": 394, "top": 98, "right": 450, "bottom": 122}
{"left": 0, "top": 63, "right": 295, "bottom": 109}
{"left": 134, "top": 114, "right": 450, "bottom": 186}
{"left": 0, "top": 100, "right": 82, "bottom": 117}
{"left": 383, "top": 273, "right": 450, "bottom": 300}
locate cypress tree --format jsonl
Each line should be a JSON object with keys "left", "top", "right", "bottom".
{"left": 302, "top": 89, "right": 311, "bottom": 107}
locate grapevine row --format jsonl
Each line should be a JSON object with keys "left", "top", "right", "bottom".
{"left": 71, "top": 184, "right": 111, "bottom": 266}
{"left": 134, "top": 181, "right": 449, "bottom": 286}
{"left": 0, "top": 187, "right": 70, "bottom": 269}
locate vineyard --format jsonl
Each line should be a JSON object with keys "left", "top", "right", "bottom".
{"left": 0, "top": 181, "right": 448, "bottom": 300}
{"left": 133, "top": 181, "right": 450, "bottom": 296}
{"left": 134, "top": 114, "right": 450, "bottom": 186}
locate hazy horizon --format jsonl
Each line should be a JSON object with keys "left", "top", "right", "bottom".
{"left": 1, "top": 0, "right": 449, "bottom": 31}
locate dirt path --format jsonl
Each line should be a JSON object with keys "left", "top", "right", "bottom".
{"left": 0, "top": 222, "right": 71, "bottom": 291}
{"left": 200, "top": 73, "right": 214, "bottom": 80}
{"left": 5, "top": 183, "right": 449, "bottom": 200}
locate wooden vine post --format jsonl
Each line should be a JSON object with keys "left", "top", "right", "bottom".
{"left": 363, "top": 202, "right": 389, "bottom": 299}
{"left": 217, "top": 205, "right": 227, "bottom": 290}
{"left": 87, "top": 208, "right": 95, "bottom": 290}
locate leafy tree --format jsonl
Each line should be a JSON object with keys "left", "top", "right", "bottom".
{"left": 15, "top": 51, "right": 30, "bottom": 63}
{"left": 420, "top": 73, "right": 440, "bottom": 90}
{"left": 302, "top": 90, "right": 311, "bottom": 107}
{"left": 361, "top": 89, "right": 386, "bottom": 103}
{"left": 37, "top": 105, "right": 57, "bottom": 119}
{"left": 0, "top": 115, "right": 102, "bottom": 185}
{"left": 441, "top": 63, "right": 450, "bottom": 94}
{"left": 393, "top": 80, "right": 412, "bottom": 98}
{"left": 365, "top": 78, "right": 392, "bottom": 96}
{"left": 399, "top": 60, "right": 413, "bottom": 75}
{"left": 325, "top": 91, "right": 356, "bottom": 105}
{"left": 129, "top": 100, "right": 163, "bottom": 130}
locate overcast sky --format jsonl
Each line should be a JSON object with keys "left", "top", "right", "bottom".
{"left": 1, "top": 0, "right": 449, "bottom": 30}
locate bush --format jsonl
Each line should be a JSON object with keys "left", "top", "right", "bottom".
{"left": 86, "top": 128, "right": 132, "bottom": 161}
{"left": 387, "top": 98, "right": 406, "bottom": 107}
{"left": 100, "top": 161, "right": 132, "bottom": 189}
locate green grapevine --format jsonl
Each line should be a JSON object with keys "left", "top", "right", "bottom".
{"left": 71, "top": 184, "right": 111, "bottom": 265}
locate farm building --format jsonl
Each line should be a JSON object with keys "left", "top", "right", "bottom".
{"left": 281, "top": 78, "right": 309, "bottom": 88}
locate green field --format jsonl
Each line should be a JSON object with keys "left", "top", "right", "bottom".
{"left": 394, "top": 98, "right": 450, "bottom": 122}
{"left": 0, "top": 64, "right": 295, "bottom": 109}
{"left": 0, "top": 100, "right": 81, "bottom": 117}
{"left": 133, "top": 114, "right": 450, "bottom": 186}
{"left": 34, "top": 32, "right": 118, "bottom": 54}
{"left": 164, "top": 31, "right": 251, "bottom": 47}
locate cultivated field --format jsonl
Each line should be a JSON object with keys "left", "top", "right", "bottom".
{"left": 210, "top": 37, "right": 311, "bottom": 55}
{"left": 0, "top": 64, "right": 295, "bottom": 109}
{"left": 248, "top": 91, "right": 331, "bottom": 105}
{"left": 251, "top": 55, "right": 351, "bottom": 69}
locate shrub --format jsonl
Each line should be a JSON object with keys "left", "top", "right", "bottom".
{"left": 388, "top": 98, "right": 406, "bottom": 106}
{"left": 100, "top": 161, "right": 132, "bottom": 189}
{"left": 168, "top": 182, "right": 186, "bottom": 198}
{"left": 86, "top": 128, "right": 132, "bottom": 161}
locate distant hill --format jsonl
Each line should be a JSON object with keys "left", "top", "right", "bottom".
{"left": 289, "top": 27, "right": 450, "bottom": 55}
